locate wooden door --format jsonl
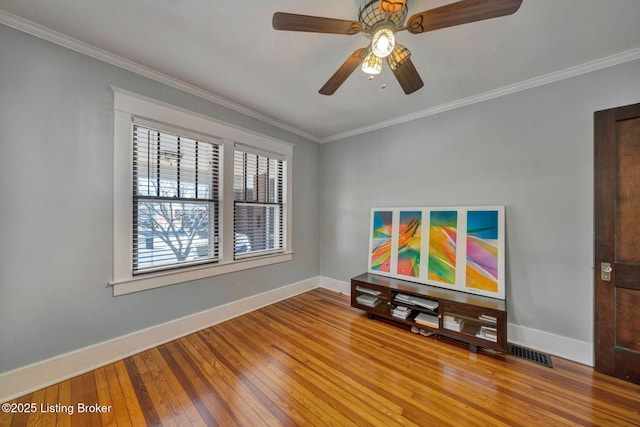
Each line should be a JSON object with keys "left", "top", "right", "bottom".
{"left": 594, "top": 102, "right": 640, "bottom": 384}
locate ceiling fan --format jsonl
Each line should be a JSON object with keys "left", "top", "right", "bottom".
{"left": 273, "top": 0, "right": 523, "bottom": 95}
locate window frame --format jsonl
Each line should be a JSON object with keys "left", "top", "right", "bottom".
{"left": 132, "top": 120, "right": 222, "bottom": 274}
{"left": 112, "top": 87, "right": 293, "bottom": 296}
{"left": 233, "top": 145, "right": 287, "bottom": 260}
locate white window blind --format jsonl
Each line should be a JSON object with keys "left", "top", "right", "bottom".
{"left": 233, "top": 147, "right": 286, "bottom": 259}
{"left": 133, "top": 122, "right": 220, "bottom": 273}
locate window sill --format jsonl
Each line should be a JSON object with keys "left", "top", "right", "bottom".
{"left": 110, "top": 252, "right": 294, "bottom": 296}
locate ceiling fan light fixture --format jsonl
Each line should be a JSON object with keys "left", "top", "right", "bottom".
{"left": 273, "top": 0, "right": 524, "bottom": 95}
{"left": 371, "top": 27, "right": 395, "bottom": 58}
{"left": 361, "top": 52, "right": 382, "bottom": 75}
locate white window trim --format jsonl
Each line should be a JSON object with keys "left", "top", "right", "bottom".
{"left": 111, "top": 87, "right": 293, "bottom": 296}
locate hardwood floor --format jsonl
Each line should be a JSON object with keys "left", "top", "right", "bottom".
{"left": 2, "top": 288, "right": 639, "bottom": 426}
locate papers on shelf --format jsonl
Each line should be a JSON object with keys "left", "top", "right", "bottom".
{"left": 443, "top": 315, "right": 464, "bottom": 332}
{"left": 476, "top": 326, "right": 498, "bottom": 342}
{"left": 391, "top": 305, "right": 412, "bottom": 320}
{"left": 394, "top": 293, "right": 439, "bottom": 311}
{"left": 479, "top": 314, "right": 497, "bottom": 324}
{"left": 356, "top": 286, "right": 382, "bottom": 296}
{"left": 414, "top": 312, "right": 439, "bottom": 329}
{"left": 356, "top": 294, "right": 380, "bottom": 308}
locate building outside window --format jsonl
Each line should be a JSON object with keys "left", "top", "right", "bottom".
{"left": 233, "top": 147, "right": 286, "bottom": 259}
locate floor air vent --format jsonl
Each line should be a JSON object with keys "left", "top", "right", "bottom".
{"left": 508, "top": 343, "right": 553, "bottom": 368}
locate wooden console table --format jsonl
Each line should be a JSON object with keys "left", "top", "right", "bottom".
{"left": 351, "top": 273, "right": 507, "bottom": 353}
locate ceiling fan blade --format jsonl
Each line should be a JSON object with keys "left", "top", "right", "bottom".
{"left": 407, "top": 0, "right": 523, "bottom": 34}
{"left": 273, "top": 12, "right": 363, "bottom": 35}
{"left": 319, "top": 48, "right": 369, "bottom": 95}
{"left": 380, "top": 0, "right": 407, "bottom": 14}
{"left": 387, "top": 56, "right": 424, "bottom": 95}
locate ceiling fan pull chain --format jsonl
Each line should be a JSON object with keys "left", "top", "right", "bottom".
{"left": 380, "top": 63, "right": 387, "bottom": 89}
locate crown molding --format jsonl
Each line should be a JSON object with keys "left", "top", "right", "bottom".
{"left": 0, "top": 10, "right": 321, "bottom": 143}
{"left": 319, "top": 47, "right": 640, "bottom": 143}
{"left": 2, "top": 10, "right": 639, "bottom": 145}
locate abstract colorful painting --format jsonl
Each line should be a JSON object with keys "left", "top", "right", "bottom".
{"left": 396, "top": 211, "right": 421, "bottom": 277}
{"left": 428, "top": 211, "right": 458, "bottom": 284}
{"left": 368, "top": 206, "right": 504, "bottom": 299}
{"left": 466, "top": 210, "right": 499, "bottom": 292}
{"left": 370, "top": 210, "right": 393, "bottom": 272}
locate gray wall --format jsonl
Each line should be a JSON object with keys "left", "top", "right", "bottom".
{"left": 319, "top": 58, "right": 640, "bottom": 346}
{"left": 0, "top": 24, "right": 320, "bottom": 373}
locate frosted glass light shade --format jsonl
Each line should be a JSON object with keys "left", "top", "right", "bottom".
{"left": 371, "top": 28, "right": 396, "bottom": 58}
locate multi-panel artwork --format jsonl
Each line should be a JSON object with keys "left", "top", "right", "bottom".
{"left": 427, "top": 210, "right": 458, "bottom": 285}
{"left": 368, "top": 206, "right": 505, "bottom": 299}
{"left": 466, "top": 210, "right": 500, "bottom": 293}
{"left": 396, "top": 211, "right": 422, "bottom": 278}
{"left": 370, "top": 210, "right": 393, "bottom": 273}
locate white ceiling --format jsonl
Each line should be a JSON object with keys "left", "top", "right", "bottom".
{"left": 1, "top": 0, "right": 640, "bottom": 142}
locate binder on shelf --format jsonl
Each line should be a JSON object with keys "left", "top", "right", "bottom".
{"left": 391, "top": 305, "right": 412, "bottom": 320}
{"left": 479, "top": 314, "right": 497, "bottom": 324}
{"left": 414, "top": 312, "right": 439, "bottom": 328}
{"left": 476, "top": 326, "right": 498, "bottom": 342}
{"left": 356, "top": 286, "right": 382, "bottom": 296}
{"left": 356, "top": 294, "right": 380, "bottom": 308}
{"left": 443, "top": 315, "right": 464, "bottom": 332}
{"left": 394, "top": 293, "right": 439, "bottom": 310}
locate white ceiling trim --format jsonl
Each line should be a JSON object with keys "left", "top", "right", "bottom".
{"left": 2, "top": 10, "right": 639, "bottom": 145}
{"left": 321, "top": 47, "right": 640, "bottom": 143}
{"left": 0, "top": 10, "right": 320, "bottom": 143}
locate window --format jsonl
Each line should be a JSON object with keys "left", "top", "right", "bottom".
{"left": 132, "top": 122, "right": 220, "bottom": 273}
{"left": 234, "top": 147, "right": 286, "bottom": 259}
{"left": 112, "top": 88, "right": 293, "bottom": 295}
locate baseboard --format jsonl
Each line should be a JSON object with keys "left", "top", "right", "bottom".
{"left": 0, "top": 276, "right": 595, "bottom": 402}
{"left": 0, "top": 276, "right": 321, "bottom": 403}
{"left": 319, "top": 276, "right": 351, "bottom": 295}
{"left": 508, "top": 323, "right": 594, "bottom": 367}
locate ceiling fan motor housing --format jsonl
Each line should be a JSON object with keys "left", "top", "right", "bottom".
{"left": 359, "top": 0, "right": 408, "bottom": 30}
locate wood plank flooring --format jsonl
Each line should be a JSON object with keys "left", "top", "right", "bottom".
{"left": 1, "top": 288, "right": 639, "bottom": 426}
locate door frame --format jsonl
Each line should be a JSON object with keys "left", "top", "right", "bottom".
{"left": 593, "top": 102, "right": 640, "bottom": 382}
